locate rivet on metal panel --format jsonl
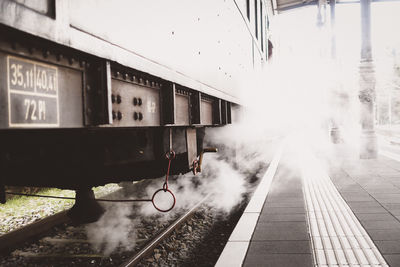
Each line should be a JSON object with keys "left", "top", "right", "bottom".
{"left": 117, "top": 111, "right": 122, "bottom": 120}
{"left": 43, "top": 50, "right": 50, "bottom": 58}
{"left": 56, "top": 54, "right": 63, "bottom": 61}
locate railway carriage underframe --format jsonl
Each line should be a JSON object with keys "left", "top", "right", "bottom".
{"left": 0, "top": 25, "right": 233, "bottom": 223}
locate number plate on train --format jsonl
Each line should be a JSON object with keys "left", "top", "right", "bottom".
{"left": 7, "top": 56, "right": 59, "bottom": 127}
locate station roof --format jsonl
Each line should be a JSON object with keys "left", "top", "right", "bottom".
{"left": 271, "top": 0, "right": 397, "bottom": 13}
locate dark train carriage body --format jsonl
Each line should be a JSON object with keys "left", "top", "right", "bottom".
{"left": 0, "top": 0, "right": 272, "bottom": 191}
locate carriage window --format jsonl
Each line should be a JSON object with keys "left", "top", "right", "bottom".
{"left": 254, "top": 0, "right": 258, "bottom": 39}
{"left": 260, "top": 1, "right": 264, "bottom": 51}
{"left": 246, "top": 0, "right": 250, "bottom": 20}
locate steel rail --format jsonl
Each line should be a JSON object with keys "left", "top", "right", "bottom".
{"left": 120, "top": 194, "right": 211, "bottom": 267}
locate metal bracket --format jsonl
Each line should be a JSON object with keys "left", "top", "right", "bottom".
{"left": 193, "top": 147, "right": 218, "bottom": 174}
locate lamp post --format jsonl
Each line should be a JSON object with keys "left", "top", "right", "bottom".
{"left": 359, "top": 0, "right": 377, "bottom": 158}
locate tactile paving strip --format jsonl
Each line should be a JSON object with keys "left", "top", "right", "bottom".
{"left": 302, "top": 155, "right": 388, "bottom": 267}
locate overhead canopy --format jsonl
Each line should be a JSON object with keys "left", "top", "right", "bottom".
{"left": 271, "top": 0, "right": 318, "bottom": 13}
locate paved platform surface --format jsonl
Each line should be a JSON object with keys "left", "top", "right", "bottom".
{"left": 243, "top": 161, "right": 313, "bottom": 267}
{"left": 331, "top": 157, "right": 400, "bottom": 266}
{"left": 217, "top": 144, "right": 400, "bottom": 267}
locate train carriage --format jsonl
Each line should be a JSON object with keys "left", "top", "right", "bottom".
{"left": 0, "top": 0, "right": 272, "bottom": 221}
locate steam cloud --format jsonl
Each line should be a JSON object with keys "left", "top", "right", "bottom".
{"left": 85, "top": 2, "right": 400, "bottom": 256}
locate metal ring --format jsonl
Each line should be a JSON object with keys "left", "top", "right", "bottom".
{"left": 151, "top": 188, "right": 176, "bottom": 212}
{"left": 165, "top": 150, "right": 176, "bottom": 160}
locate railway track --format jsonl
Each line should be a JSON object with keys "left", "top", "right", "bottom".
{"left": 120, "top": 194, "right": 210, "bottom": 266}
{"left": 0, "top": 183, "right": 213, "bottom": 266}
{"left": 0, "top": 197, "right": 211, "bottom": 266}
{"left": 0, "top": 157, "right": 271, "bottom": 266}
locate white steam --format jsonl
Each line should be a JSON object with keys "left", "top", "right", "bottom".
{"left": 85, "top": 2, "right": 400, "bottom": 256}
{"left": 85, "top": 204, "right": 136, "bottom": 256}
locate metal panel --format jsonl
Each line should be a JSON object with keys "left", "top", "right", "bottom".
{"left": 186, "top": 128, "right": 197, "bottom": 169}
{"left": 190, "top": 91, "right": 201, "bottom": 125}
{"left": 175, "top": 94, "right": 190, "bottom": 126}
{"left": 200, "top": 99, "right": 213, "bottom": 126}
{"left": 221, "top": 100, "right": 228, "bottom": 125}
{"left": 161, "top": 83, "right": 175, "bottom": 125}
{"left": 227, "top": 102, "right": 232, "bottom": 124}
{"left": 110, "top": 79, "right": 161, "bottom": 127}
{"left": 0, "top": 51, "right": 83, "bottom": 128}
{"left": 213, "top": 99, "right": 222, "bottom": 125}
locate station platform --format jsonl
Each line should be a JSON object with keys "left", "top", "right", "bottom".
{"left": 216, "top": 144, "right": 400, "bottom": 267}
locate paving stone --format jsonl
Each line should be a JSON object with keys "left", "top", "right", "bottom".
{"left": 340, "top": 195, "right": 376, "bottom": 202}
{"left": 243, "top": 253, "right": 313, "bottom": 267}
{"left": 372, "top": 193, "right": 400, "bottom": 199}
{"left": 247, "top": 241, "right": 312, "bottom": 254}
{"left": 264, "top": 202, "right": 305, "bottom": 208}
{"left": 346, "top": 201, "right": 383, "bottom": 208}
{"left": 374, "top": 198, "right": 400, "bottom": 204}
{"left": 367, "top": 229, "right": 400, "bottom": 241}
{"left": 360, "top": 220, "right": 400, "bottom": 230}
{"left": 374, "top": 241, "right": 400, "bottom": 254}
{"left": 382, "top": 203, "right": 400, "bottom": 210}
{"left": 355, "top": 213, "right": 396, "bottom": 221}
{"left": 266, "top": 197, "right": 304, "bottom": 203}
{"left": 252, "top": 225, "right": 309, "bottom": 241}
{"left": 387, "top": 209, "right": 400, "bottom": 216}
{"left": 351, "top": 207, "right": 388, "bottom": 214}
{"left": 337, "top": 185, "right": 364, "bottom": 192}
{"left": 258, "top": 213, "right": 307, "bottom": 222}
{"left": 262, "top": 207, "right": 306, "bottom": 214}
{"left": 256, "top": 221, "right": 308, "bottom": 230}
